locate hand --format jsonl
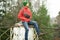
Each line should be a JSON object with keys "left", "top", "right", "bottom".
{"left": 25, "top": 19, "right": 30, "bottom": 22}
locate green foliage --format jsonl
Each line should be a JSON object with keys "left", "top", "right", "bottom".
{"left": 0, "top": 12, "right": 17, "bottom": 40}
{"left": 32, "top": 4, "right": 50, "bottom": 27}
{"left": 32, "top": 4, "right": 54, "bottom": 40}
{"left": 0, "top": 13, "right": 16, "bottom": 27}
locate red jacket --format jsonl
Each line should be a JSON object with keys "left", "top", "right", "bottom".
{"left": 18, "top": 6, "right": 32, "bottom": 22}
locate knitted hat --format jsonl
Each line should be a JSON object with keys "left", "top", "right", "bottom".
{"left": 23, "top": 2, "right": 27, "bottom": 6}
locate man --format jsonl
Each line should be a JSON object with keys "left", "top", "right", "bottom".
{"left": 18, "top": 2, "right": 40, "bottom": 40}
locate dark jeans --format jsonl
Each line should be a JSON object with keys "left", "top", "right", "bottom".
{"left": 22, "top": 21, "right": 40, "bottom": 40}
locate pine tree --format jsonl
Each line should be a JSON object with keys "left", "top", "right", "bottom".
{"left": 32, "top": 3, "right": 54, "bottom": 40}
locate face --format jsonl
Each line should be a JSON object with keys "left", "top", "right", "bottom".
{"left": 26, "top": 3, "right": 29, "bottom": 7}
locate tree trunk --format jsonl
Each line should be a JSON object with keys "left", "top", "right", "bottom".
{"left": 11, "top": 22, "right": 38, "bottom": 40}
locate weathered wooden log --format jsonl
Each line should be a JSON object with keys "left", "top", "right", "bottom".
{"left": 12, "top": 22, "right": 38, "bottom": 40}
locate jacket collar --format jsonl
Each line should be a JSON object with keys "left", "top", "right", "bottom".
{"left": 24, "top": 6, "right": 28, "bottom": 9}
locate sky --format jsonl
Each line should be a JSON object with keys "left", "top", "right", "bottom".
{"left": 33, "top": 0, "right": 60, "bottom": 18}
{"left": 46, "top": 0, "right": 60, "bottom": 18}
